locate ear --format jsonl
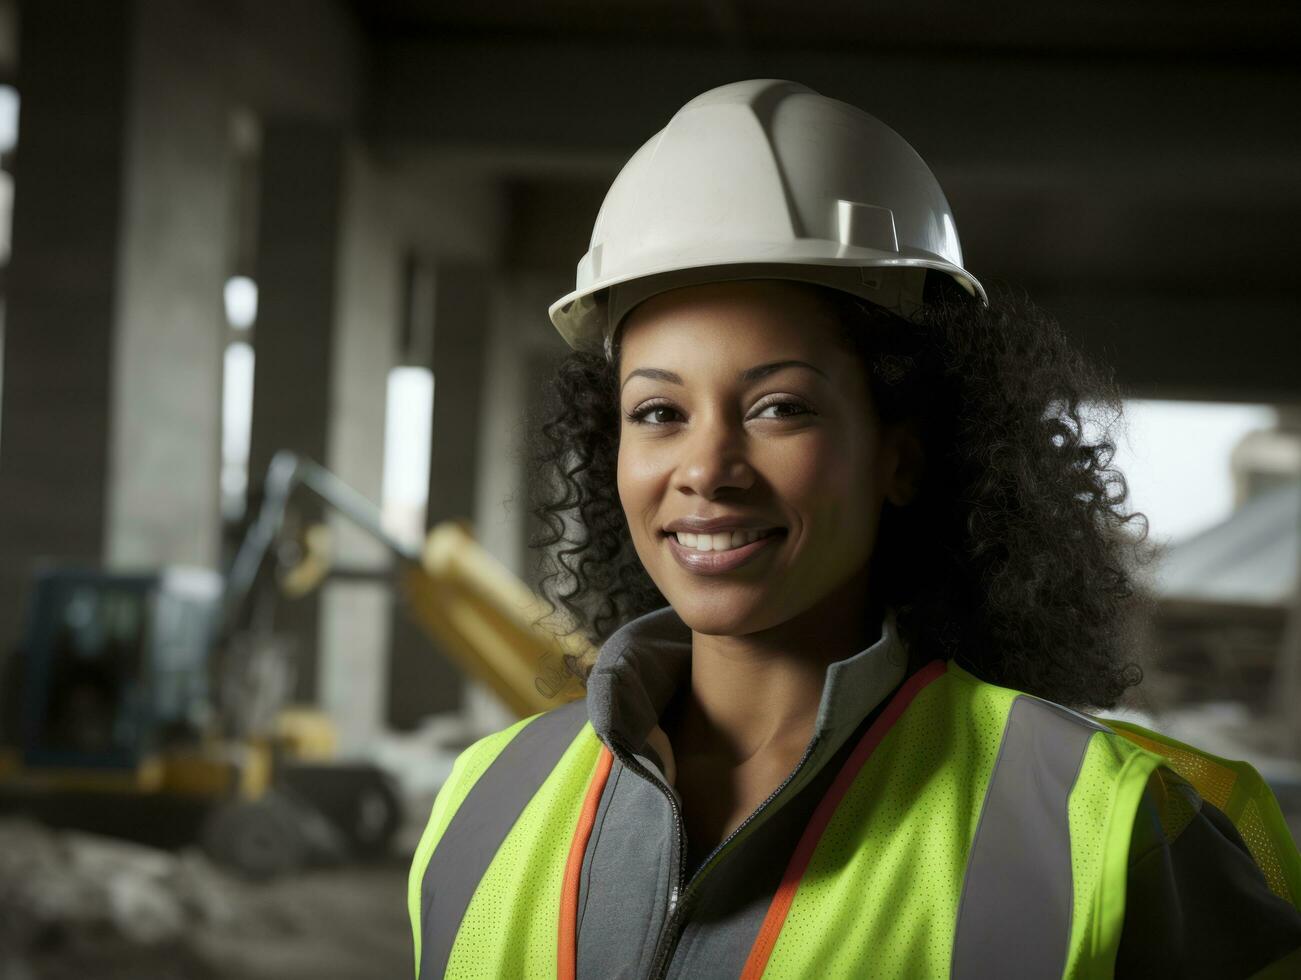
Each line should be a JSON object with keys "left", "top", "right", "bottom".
{"left": 884, "top": 420, "right": 925, "bottom": 507}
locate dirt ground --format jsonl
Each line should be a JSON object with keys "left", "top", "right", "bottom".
{"left": 192, "top": 859, "right": 412, "bottom": 980}
{"left": 0, "top": 818, "right": 413, "bottom": 980}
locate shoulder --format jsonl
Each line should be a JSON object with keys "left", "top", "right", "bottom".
{"left": 1118, "top": 766, "right": 1301, "bottom": 978}
{"left": 407, "top": 698, "right": 594, "bottom": 969}
{"left": 442, "top": 698, "right": 592, "bottom": 810}
{"left": 408, "top": 699, "right": 592, "bottom": 888}
{"left": 936, "top": 665, "right": 1301, "bottom": 974}
{"left": 942, "top": 661, "right": 1147, "bottom": 772}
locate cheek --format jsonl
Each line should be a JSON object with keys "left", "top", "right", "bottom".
{"left": 617, "top": 447, "right": 670, "bottom": 574}
{"left": 771, "top": 430, "right": 883, "bottom": 531}
{"left": 616, "top": 444, "right": 661, "bottom": 524}
{"left": 616, "top": 448, "right": 633, "bottom": 516}
{"left": 769, "top": 430, "right": 862, "bottom": 497}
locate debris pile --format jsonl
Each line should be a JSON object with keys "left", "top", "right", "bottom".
{"left": 0, "top": 817, "right": 299, "bottom": 980}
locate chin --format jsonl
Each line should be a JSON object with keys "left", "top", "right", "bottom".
{"left": 664, "top": 591, "right": 778, "bottom": 637}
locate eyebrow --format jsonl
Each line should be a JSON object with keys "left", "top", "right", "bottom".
{"left": 620, "top": 360, "right": 829, "bottom": 393}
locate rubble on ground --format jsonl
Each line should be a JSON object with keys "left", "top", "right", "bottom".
{"left": 0, "top": 817, "right": 302, "bottom": 980}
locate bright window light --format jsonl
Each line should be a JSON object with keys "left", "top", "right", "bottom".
{"left": 223, "top": 276, "right": 258, "bottom": 330}
{"left": 0, "top": 86, "right": 18, "bottom": 156}
{"left": 381, "top": 366, "right": 435, "bottom": 549}
{"left": 221, "top": 340, "right": 255, "bottom": 520}
{"left": 1112, "top": 399, "right": 1279, "bottom": 545}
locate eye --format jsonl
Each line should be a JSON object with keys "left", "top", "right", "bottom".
{"left": 625, "top": 399, "right": 682, "bottom": 426}
{"left": 751, "top": 398, "right": 812, "bottom": 420}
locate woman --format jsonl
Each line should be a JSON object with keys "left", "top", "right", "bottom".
{"left": 409, "top": 80, "right": 1301, "bottom": 979}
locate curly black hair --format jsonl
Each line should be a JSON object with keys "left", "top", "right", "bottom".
{"left": 525, "top": 279, "right": 1156, "bottom": 710}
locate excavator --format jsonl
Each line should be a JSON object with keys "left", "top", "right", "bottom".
{"left": 0, "top": 450, "right": 592, "bottom": 877}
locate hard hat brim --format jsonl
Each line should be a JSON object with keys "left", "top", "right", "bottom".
{"left": 548, "top": 245, "right": 986, "bottom": 354}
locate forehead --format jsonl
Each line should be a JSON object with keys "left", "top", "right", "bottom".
{"left": 616, "top": 280, "right": 843, "bottom": 368}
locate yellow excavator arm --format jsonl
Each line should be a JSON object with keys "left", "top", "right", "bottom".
{"left": 399, "top": 520, "right": 589, "bottom": 716}
{"left": 233, "top": 451, "right": 592, "bottom": 721}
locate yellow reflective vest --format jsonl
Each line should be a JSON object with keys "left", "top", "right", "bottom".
{"left": 409, "top": 606, "right": 1301, "bottom": 978}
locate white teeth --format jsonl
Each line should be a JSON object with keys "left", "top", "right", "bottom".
{"left": 671, "top": 528, "right": 774, "bottom": 552}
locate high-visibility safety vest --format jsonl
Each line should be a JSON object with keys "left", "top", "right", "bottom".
{"left": 409, "top": 607, "right": 1301, "bottom": 979}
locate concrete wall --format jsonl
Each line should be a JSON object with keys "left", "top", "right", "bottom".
{"left": 0, "top": 0, "right": 361, "bottom": 655}
{"left": 0, "top": 1, "right": 130, "bottom": 647}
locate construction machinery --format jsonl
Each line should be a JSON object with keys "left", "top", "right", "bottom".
{"left": 0, "top": 451, "right": 592, "bottom": 877}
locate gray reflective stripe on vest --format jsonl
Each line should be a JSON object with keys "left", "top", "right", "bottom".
{"left": 951, "top": 694, "right": 1108, "bottom": 980}
{"left": 418, "top": 698, "right": 590, "bottom": 980}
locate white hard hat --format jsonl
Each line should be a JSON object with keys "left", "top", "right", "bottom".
{"left": 548, "top": 79, "right": 986, "bottom": 356}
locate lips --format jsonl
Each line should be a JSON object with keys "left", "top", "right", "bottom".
{"left": 663, "top": 528, "right": 785, "bottom": 575}
{"left": 663, "top": 516, "right": 784, "bottom": 535}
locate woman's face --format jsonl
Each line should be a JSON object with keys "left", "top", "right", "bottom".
{"left": 616, "top": 279, "right": 918, "bottom": 638}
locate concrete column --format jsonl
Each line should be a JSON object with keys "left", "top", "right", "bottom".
{"left": 0, "top": 2, "right": 127, "bottom": 651}
{"left": 0, "top": 0, "right": 228, "bottom": 649}
{"left": 247, "top": 119, "right": 345, "bottom": 703}
{"left": 107, "top": 0, "right": 230, "bottom": 569}
{"left": 387, "top": 259, "right": 493, "bottom": 728}
{"left": 318, "top": 146, "right": 399, "bottom": 755}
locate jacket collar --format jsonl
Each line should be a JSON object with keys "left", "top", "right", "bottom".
{"left": 585, "top": 603, "right": 910, "bottom": 774}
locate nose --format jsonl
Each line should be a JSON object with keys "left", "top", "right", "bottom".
{"left": 670, "top": 410, "right": 755, "bottom": 499}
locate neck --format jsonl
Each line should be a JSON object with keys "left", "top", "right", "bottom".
{"left": 662, "top": 573, "right": 886, "bottom": 767}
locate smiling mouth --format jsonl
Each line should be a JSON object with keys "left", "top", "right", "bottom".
{"left": 663, "top": 528, "right": 784, "bottom": 553}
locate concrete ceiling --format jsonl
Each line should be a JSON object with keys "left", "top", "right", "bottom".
{"left": 344, "top": 2, "right": 1301, "bottom": 402}
{"left": 348, "top": 1, "right": 1299, "bottom": 58}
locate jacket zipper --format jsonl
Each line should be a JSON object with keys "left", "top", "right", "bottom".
{"left": 606, "top": 736, "right": 688, "bottom": 916}
{"left": 610, "top": 733, "right": 822, "bottom": 980}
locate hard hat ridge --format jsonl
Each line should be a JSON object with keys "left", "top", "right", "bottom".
{"left": 549, "top": 78, "right": 985, "bottom": 355}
